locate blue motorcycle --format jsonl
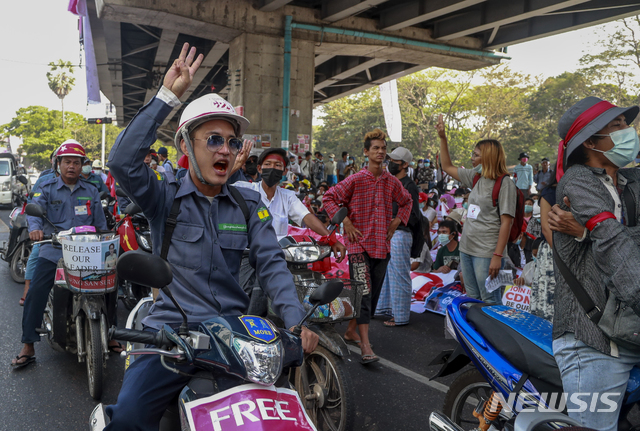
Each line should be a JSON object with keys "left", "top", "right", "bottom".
{"left": 429, "top": 297, "right": 640, "bottom": 430}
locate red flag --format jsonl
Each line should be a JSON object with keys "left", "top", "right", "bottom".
{"left": 105, "top": 172, "right": 117, "bottom": 198}
{"left": 118, "top": 216, "right": 138, "bottom": 252}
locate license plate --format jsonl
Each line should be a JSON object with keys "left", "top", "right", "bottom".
{"left": 184, "top": 384, "right": 317, "bottom": 431}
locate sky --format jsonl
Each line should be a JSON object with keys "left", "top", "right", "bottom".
{"left": 0, "top": 0, "right": 623, "bottom": 129}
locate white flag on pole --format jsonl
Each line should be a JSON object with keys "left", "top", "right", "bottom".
{"left": 379, "top": 79, "right": 402, "bottom": 143}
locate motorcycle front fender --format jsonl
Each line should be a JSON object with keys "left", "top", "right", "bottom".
{"left": 74, "top": 295, "right": 106, "bottom": 321}
{"left": 308, "top": 324, "right": 349, "bottom": 357}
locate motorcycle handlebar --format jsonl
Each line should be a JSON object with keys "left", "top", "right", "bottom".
{"left": 110, "top": 328, "right": 174, "bottom": 349}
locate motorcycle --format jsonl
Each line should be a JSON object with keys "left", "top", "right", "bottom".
{"left": 89, "top": 250, "right": 344, "bottom": 430}
{"left": 429, "top": 296, "right": 640, "bottom": 430}
{"left": 0, "top": 174, "right": 32, "bottom": 283}
{"left": 26, "top": 203, "right": 118, "bottom": 400}
{"left": 277, "top": 207, "right": 362, "bottom": 431}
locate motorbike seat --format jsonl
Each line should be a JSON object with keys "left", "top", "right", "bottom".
{"left": 466, "top": 304, "right": 563, "bottom": 392}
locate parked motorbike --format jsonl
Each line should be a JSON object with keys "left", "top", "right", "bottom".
{"left": 90, "top": 250, "right": 344, "bottom": 430}
{"left": 26, "top": 203, "right": 118, "bottom": 400}
{"left": 0, "top": 175, "right": 32, "bottom": 283}
{"left": 277, "top": 207, "right": 361, "bottom": 431}
{"left": 429, "top": 297, "right": 640, "bottom": 430}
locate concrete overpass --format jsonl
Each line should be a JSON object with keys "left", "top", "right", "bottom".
{"left": 87, "top": 0, "right": 640, "bottom": 147}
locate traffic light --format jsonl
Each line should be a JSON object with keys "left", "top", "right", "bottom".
{"left": 87, "top": 117, "right": 113, "bottom": 124}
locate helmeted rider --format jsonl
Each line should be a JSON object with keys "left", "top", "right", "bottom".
{"left": 11, "top": 140, "right": 109, "bottom": 368}
{"left": 104, "top": 43, "right": 317, "bottom": 430}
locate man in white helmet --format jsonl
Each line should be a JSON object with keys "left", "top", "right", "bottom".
{"left": 92, "top": 160, "right": 107, "bottom": 183}
{"left": 105, "top": 43, "right": 317, "bottom": 430}
{"left": 11, "top": 140, "right": 108, "bottom": 368}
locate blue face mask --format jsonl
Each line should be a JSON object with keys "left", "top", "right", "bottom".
{"left": 514, "top": 238, "right": 521, "bottom": 245}
{"left": 463, "top": 202, "right": 469, "bottom": 210}
{"left": 473, "top": 164, "right": 482, "bottom": 174}
{"left": 438, "top": 233, "right": 451, "bottom": 246}
{"left": 533, "top": 256, "right": 537, "bottom": 263}
{"left": 525, "top": 205, "right": 533, "bottom": 213}
{"left": 591, "top": 127, "right": 640, "bottom": 168}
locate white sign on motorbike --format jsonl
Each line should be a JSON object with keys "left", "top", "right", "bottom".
{"left": 184, "top": 384, "right": 317, "bottom": 431}
{"left": 61, "top": 237, "right": 119, "bottom": 271}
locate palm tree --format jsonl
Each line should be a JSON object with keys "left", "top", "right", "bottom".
{"left": 47, "top": 60, "right": 76, "bottom": 128}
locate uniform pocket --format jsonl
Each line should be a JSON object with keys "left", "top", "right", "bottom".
{"left": 168, "top": 223, "right": 204, "bottom": 270}
{"left": 218, "top": 232, "right": 249, "bottom": 251}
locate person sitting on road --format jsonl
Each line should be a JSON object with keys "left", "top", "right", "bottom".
{"left": 104, "top": 43, "right": 319, "bottom": 430}
{"left": 432, "top": 219, "right": 460, "bottom": 274}
{"left": 11, "top": 141, "right": 109, "bottom": 368}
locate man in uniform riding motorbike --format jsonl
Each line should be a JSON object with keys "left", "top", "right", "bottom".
{"left": 11, "top": 141, "right": 108, "bottom": 368}
{"left": 104, "top": 43, "right": 317, "bottom": 430}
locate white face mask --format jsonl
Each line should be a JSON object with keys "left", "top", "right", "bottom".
{"left": 94, "top": 169, "right": 102, "bottom": 174}
{"left": 82, "top": 166, "right": 92, "bottom": 175}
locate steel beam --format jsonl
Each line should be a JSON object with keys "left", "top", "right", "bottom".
{"left": 487, "top": 0, "right": 640, "bottom": 48}
{"left": 260, "top": 0, "right": 295, "bottom": 12}
{"left": 380, "top": 0, "right": 486, "bottom": 31}
{"left": 315, "top": 57, "right": 387, "bottom": 91}
{"left": 433, "top": 0, "right": 590, "bottom": 41}
{"left": 315, "top": 55, "right": 335, "bottom": 67}
{"left": 122, "top": 41, "right": 160, "bottom": 57}
{"left": 322, "top": 0, "right": 390, "bottom": 23}
{"left": 144, "top": 29, "right": 180, "bottom": 104}
{"left": 162, "top": 42, "right": 230, "bottom": 127}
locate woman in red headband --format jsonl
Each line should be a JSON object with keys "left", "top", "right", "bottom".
{"left": 551, "top": 96, "right": 640, "bottom": 431}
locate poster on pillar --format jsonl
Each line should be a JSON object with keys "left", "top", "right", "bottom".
{"left": 261, "top": 134, "right": 271, "bottom": 148}
{"left": 379, "top": 79, "right": 402, "bottom": 143}
{"left": 282, "top": 140, "right": 289, "bottom": 151}
{"left": 297, "top": 134, "right": 305, "bottom": 153}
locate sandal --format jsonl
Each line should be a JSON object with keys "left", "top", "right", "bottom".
{"left": 11, "top": 354, "right": 36, "bottom": 369}
{"left": 18, "top": 298, "right": 25, "bottom": 306}
{"left": 343, "top": 335, "right": 372, "bottom": 349}
{"left": 383, "top": 318, "right": 396, "bottom": 327}
{"left": 360, "top": 343, "right": 379, "bottom": 365}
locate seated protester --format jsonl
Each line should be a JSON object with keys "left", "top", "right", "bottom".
{"left": 411, "top": 243, "right": 433, "bottom": 273}
{"left": 506, "top": 223, "right": 529, "bottom": 270}
{"left": 523, "top": 196, "right": 534, "bottom": 224}
{"left": 445, "top": 208, "right": 464, "bottom": 232}
{"left": 12, "top": 141, "right": 110, "bottom": 368}
{"left": 104, "top": 44, "right": 320, "bottom": 430}
{"left": 514, "top": 237, "right": 543, "bottom": 286}
{"left": 432, "top": 219, "right": 460, "bottom": 273}
{"left": 419, "top": 193, "right": 438, "bottom": 228}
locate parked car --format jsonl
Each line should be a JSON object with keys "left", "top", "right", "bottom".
{"left": 0, "top": 154, "right": 30, "bottom": 206}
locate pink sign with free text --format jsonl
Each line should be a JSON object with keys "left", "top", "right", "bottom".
{"left": 185, "top": 384, "right": 316, "bottom": 431}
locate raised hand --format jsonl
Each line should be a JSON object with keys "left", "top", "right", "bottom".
{"left": 163, "top": 43, "right": 204, "bottom": 99}
{"left": 435, "top": 114, "right": 446, "bottom": 139}
{"left": 230, "top": 139, "right": 255, "bottom": 175}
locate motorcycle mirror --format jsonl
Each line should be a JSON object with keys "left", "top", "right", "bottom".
{"left": 115, "top": 188, "right": 128, "bottom": 198}
{"left": 117, "top": 251, "right": 172, "bottom": 289}
{"left": 309, "top": 280, "right": 344, "bottom": 306}
{"left": 124, "top": 202, "right": 142, "bottom": 215}
{"left": 17, "top": 175, "right": 28, "bottom": 185}
{"left": 331, "top": 207, "right": 348, "bottom": 226}
{"left": 99, "top": 191, "right": 110, "bottom": 200}
{"left": 25, "top": 203, "right": 45, "bottom": 218}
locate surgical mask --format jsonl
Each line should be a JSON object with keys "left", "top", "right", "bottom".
{"left": 418, "top": 163, "right": 424, "bottom": 168}
{"left": 364, "top": 157, "right": 369, "bottom": 162}
{"left": 94, "top": 169, "right": 102, "bottom": 175}
{"left": 388, "top": 161, "right": 402, "bottom": 175}
{"left": 245, "top": 162, "right": 258, "bottom": 176}
{"left": 261, "top": 168, "right": 284, "bottom": 187}
{"left": 590, "top": 127, "right": 640, "bottom": 168}
{"left": 463, "top": 202, "right": 469, "bottom": 210}
{"left": 438, "top": 234, "right": 451, "bottom": 246}
{"left": 329, "top": 157, "right": 334, "bottom": 161}
{"left": 522, "top": 158, "right": 528, "bottom": 163}
{"left": 348, "top": 160, "right": 353, "bottom": 165}
{"left": 525, "top": 205, "right": 533, "bottom": 213}
{"left": 514, "top": 238, "right": 521, "bottom": 245}
{"left": 533, "top": 256, "right": 538, "bottom": 263}
{"left": 309, "top": 194, "right": 315, "bottom": 199}
{"left": 82, "top": 166, "right": 92, "bottom": 174}
{"left": 473, "top": 164, "right": 483, "bottom": 174}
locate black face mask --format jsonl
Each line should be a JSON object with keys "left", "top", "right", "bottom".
{"left": 261, "top": 168, "right": 284, "bottom": 187}
{"left": 245, "top": 162, "right": 258, "bottom": 176}
{"left": 388, "top": 161, "right": 402, "bottom": 175}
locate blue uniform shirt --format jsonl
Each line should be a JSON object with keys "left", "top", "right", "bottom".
{"left": 108, "top": 94, "right": 306, "bottom": 330}
{"left": 81, "top": 172, "right": 109, "bottom": 194}
{"left": 29, "top": 172, "right": 56, "bottom": 203}
{"left": 27, "top": 176, "right": 108, "bottom": 263}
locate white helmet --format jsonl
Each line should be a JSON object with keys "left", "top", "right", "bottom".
{"left": 174, "top": 93, "right": 249, "bottom": 186}
{"left": 174, "top": 93, "right": 249, "bottom": 150}
{"left": 92, "top": 160, "right": 102, "bottom": 169}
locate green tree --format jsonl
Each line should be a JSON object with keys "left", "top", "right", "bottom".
{"left": 46, "top": 60, "right": 76, "bottom": 128}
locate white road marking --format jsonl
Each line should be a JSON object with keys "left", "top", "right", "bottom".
{"left": 0, "top": 217, "right": 9, "bottom": 233}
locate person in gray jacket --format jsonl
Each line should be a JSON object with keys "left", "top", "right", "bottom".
{"left": 551, "top": 96, "right": 640, "bottom": 431}
{"left": 104, "top": 43, "right": 317, "bottom": 431}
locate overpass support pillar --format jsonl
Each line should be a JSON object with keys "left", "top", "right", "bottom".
{"left": 228, "top": 32, "right": 315, "bottom": 149}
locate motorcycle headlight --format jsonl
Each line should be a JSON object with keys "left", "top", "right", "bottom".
{"left": 282, "top": 245, "right": 322, "bottom": 263}
{"left": 233, "top": 337, "right": 283, "bottom": 386}
{"left": 2, "top": 182, "right": 10, "bottom": 191}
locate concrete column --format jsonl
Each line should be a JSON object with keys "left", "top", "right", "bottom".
{"left": 228, "top": 32, "right": 314, "bottom": 148}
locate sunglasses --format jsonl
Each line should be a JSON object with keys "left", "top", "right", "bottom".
{"left": 193, "top": 135, "right": 243, "bottom": 155}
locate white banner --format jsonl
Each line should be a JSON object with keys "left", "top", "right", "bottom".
{"left": 61, "top": 238, "right": 120, "bottom": 271}
{"left": 379, "top": 79, "right": 402, "bottom": 143}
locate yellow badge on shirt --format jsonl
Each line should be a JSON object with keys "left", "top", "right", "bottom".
{"left": 257, "top": 207, "right": 272, "bottom": 223}
{"left": 154, "top": 171, "right": 163, "bottom": 181}
{"left": 33, "top": 192, "right": 41, "bottom": 197}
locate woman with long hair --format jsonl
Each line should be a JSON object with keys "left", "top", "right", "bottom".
{"left": 436, "top": 115, "right": 517, "bottom": 303}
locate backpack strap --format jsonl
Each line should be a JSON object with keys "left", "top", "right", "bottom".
{"left": 227, "top": 185, "right": 250, "bottom": 224}
{"left": 161, "top": 197, "right": 182, "bottom": 260}
{"left": 623, "top": 186, "right": 636, "bottom": 227}
{"left": 472, "top": 173, "right": 481, "bottom": 188}
{"left": 491, "top": 175, "right": 508, "bottom": 207}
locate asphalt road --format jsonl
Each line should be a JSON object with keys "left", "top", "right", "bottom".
{"left": 0, "top": 207, "right": 461, "bottom": 431}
